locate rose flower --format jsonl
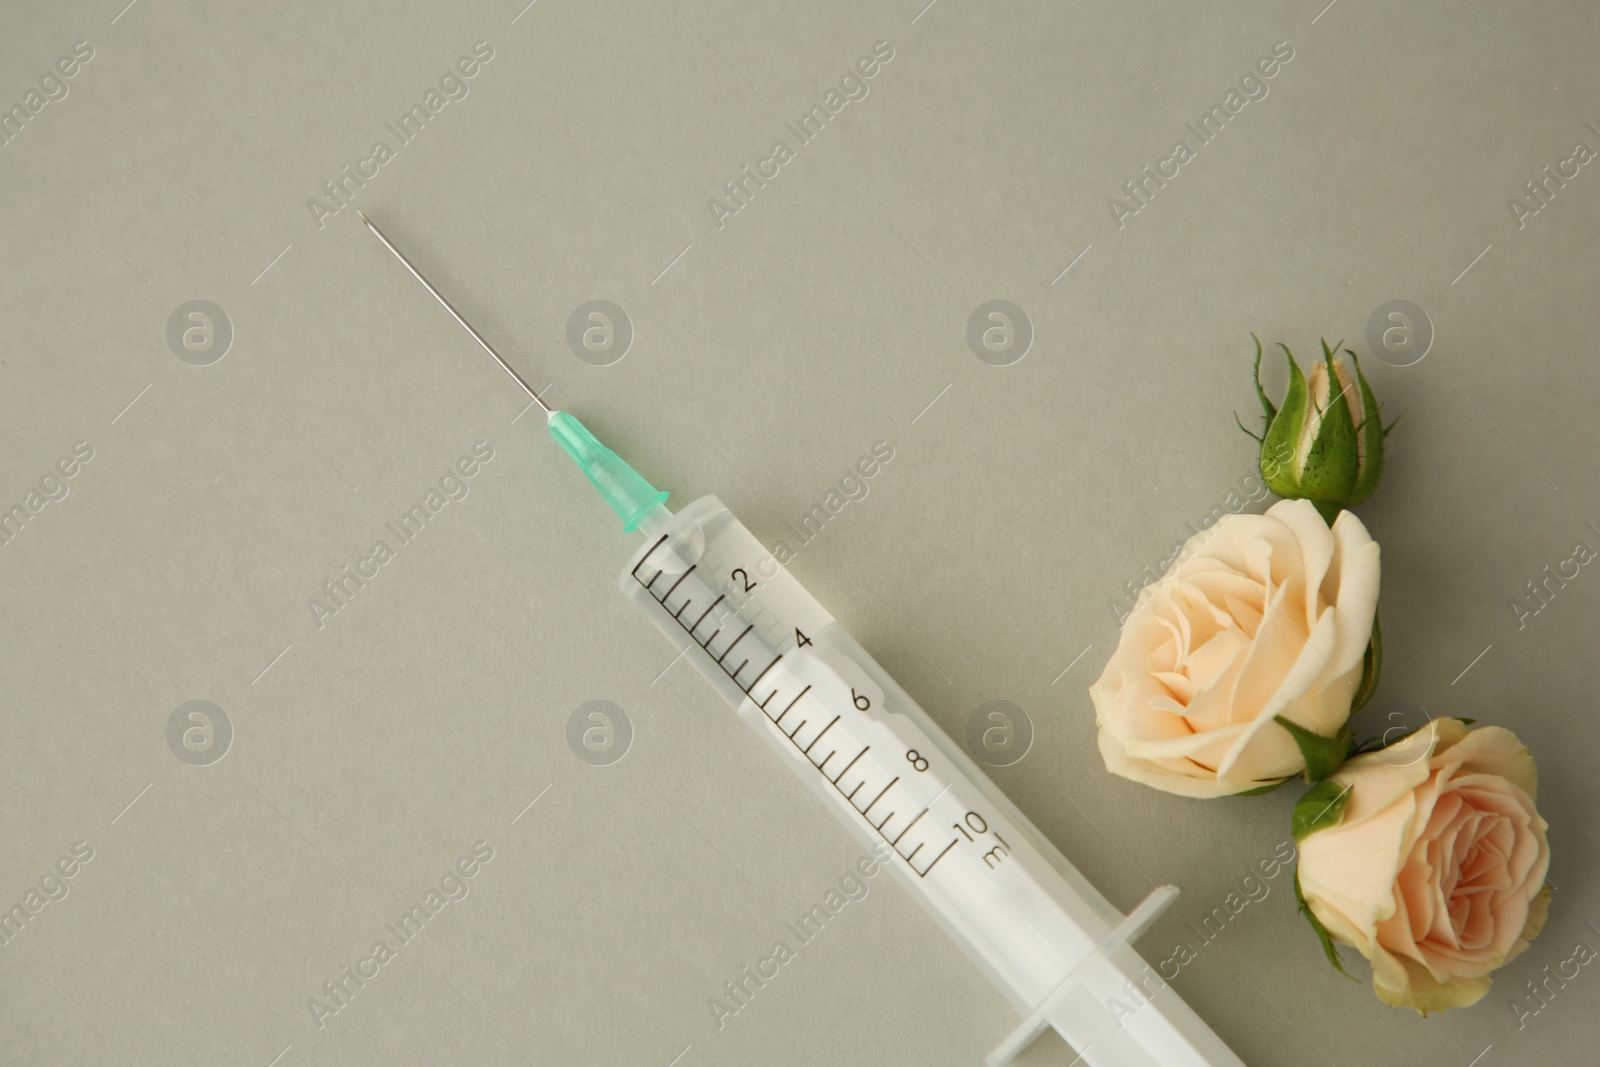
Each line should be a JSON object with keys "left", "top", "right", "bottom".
{"left": 1297, "top": 718, "right": 1551, "bottom": 1012}
{"left": 1090, "top": 497, "right": 1380, "bottom": 797}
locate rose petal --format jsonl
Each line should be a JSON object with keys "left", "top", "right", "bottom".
{"left": 1441, "top": 725, "right": 1540, "bottom": 801}
{"left": 1299, "top": 789, "right": 1419, "bottom": 939}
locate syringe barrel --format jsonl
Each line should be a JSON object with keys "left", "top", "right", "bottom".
{"left": 620, "top": 497, "right": 1244, "bottom": 1067}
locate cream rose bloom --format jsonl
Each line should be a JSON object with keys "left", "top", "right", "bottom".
{"left": 1298, "top": 718, "right": 1551, "bottom": 1012}
{"left": 1090, "top": 498, "right": 1380, "bottom": 797}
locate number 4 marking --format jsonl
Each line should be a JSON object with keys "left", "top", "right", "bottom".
{"left": 795, "top": 628, "right": 813, "bottom": 648}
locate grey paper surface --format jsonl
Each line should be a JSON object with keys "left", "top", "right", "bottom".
{"left": 2, "top": 1, "right": 1597, "bottom": 1065}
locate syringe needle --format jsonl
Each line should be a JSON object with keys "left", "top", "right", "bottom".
{"left": 357, "top": 210, "right": 552, "bottom": 415}
{"left": 359, "top": 210, "right": 669, "bottom": 533}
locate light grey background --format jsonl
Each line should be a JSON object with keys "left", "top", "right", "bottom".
{"left": 2, "top": 1, "right": 1596, "bottom": 1065}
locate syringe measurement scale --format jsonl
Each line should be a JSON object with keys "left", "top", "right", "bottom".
{"left": 361, "top": 213, "right": 1248, "bottom": 1067}
{"left": 630, "top": 527, "right": 975, "bottom": 883}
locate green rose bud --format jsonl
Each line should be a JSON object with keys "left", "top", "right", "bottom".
{"left": 1241, "top": 337, "right": 1396, "bottom": 523}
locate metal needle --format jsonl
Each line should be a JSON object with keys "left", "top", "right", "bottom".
{"left": 358, "top": 210, "right": 552, "bottom": 414}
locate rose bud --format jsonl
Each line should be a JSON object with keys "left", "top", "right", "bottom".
{"left": 1294, "top": 718, "right": 1552, "bottom": 1013}
{"left": 1089, "top": 498, "right": 1380, "bottom": 797}
{"left": 1243, "top": 338, "right": 1395, "bottom": 523}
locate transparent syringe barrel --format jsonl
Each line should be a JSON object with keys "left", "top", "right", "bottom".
{"left": 620, "top": 498, "right": 1243, "bottom": 1067}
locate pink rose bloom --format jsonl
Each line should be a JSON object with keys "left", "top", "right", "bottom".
{"left": 1298, "top": 718, "right": 1551, "bottom": 1012}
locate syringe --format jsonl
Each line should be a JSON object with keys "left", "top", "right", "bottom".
{"left": 362, "top": 213, "right": 1248, "bottom": 1067}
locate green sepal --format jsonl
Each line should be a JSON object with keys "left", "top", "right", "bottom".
{"left": 1237, "top": 335, "right": 1276, "bottom": 441}
{"left": 1237, "top": 778, "right": 1291, "bottom": 796}
{"left": 1351, "top": 722, "right": 1418, "bottom": 755}
{"left": 1349, "top": 736, "right": 1386, "bottom": 756}
{"left": 1259, "top": 344, "right": 1308, "bottom": 497}
{"left": 1346, "top": 349, "right": 1388, "bottom": 506}
{"left": 1350, "top": 611, "right": 1382, "bottom": 715}
{"left": 1251, "top": 334, "right": 1277, "bottom": 425}
{"left": 1294, "top": 340, "right": 1360, "bottom": 505}
{"left": 1275, "top": 715, "right": 1353, "bottom": 781}
{"left": 1351, "top": 715, "right": 1475, "bottom": 757}
{"left": 1292, "top": 778, "right": 1352, "bottom": 841}
{"left": 1295, "top": 869, "right": 1357, "bottom": 979}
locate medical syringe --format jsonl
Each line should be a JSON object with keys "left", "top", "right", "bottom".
{"left": 361, "top": 213, "right": 1247, "bottom": 1067}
